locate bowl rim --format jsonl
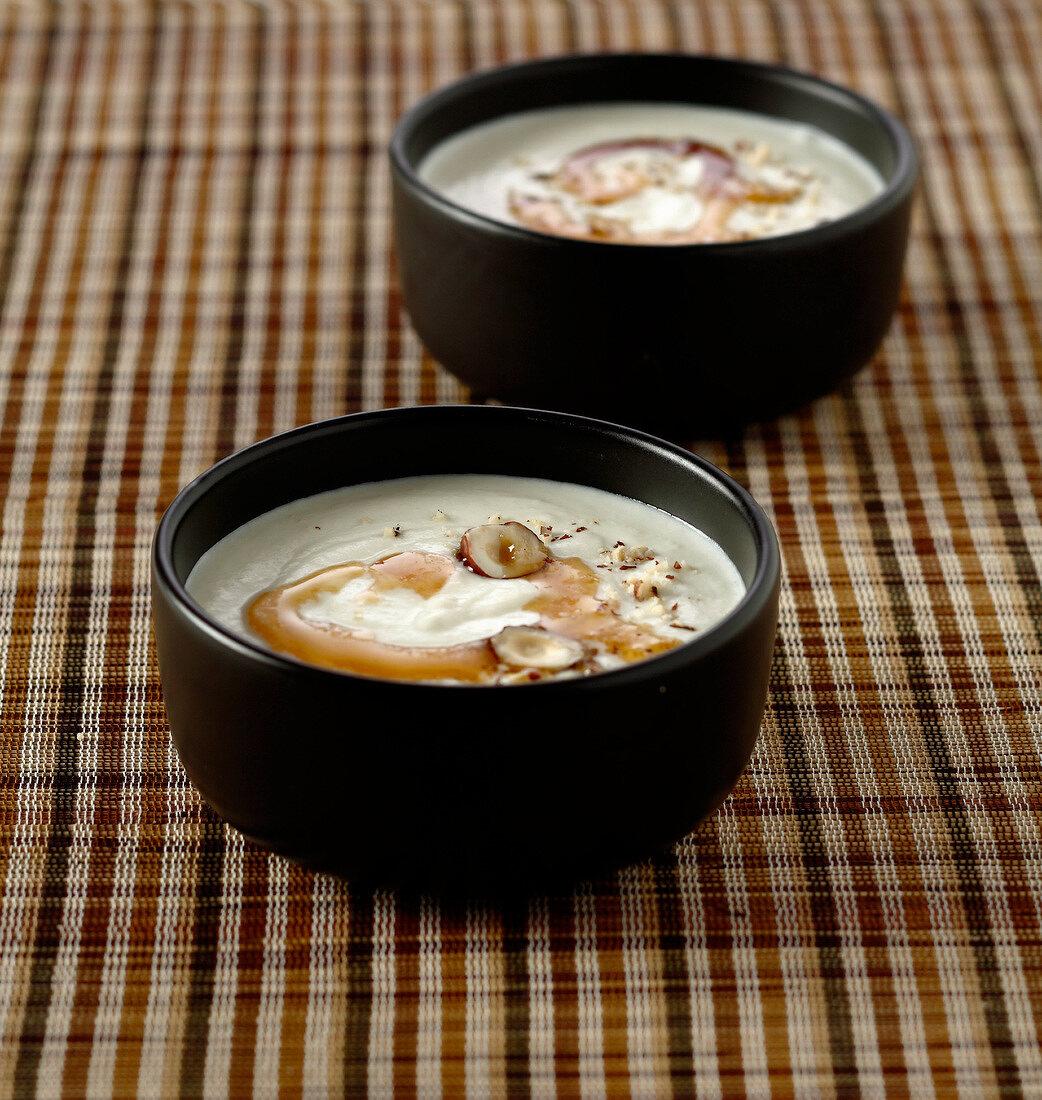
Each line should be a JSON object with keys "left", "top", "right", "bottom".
{"left": 389, "top": 50, "right": 919, "bottom": 253}
{"left": 152, "top": 405, "right": 781, "bottom": 694}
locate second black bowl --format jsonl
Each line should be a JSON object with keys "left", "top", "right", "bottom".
{"left": 390, "top": 53, "right": 918, "bottom": 436}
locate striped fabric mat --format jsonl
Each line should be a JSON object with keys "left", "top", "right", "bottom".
{"left": 1, "top": 1, "right": 1040, "bottom": 1095}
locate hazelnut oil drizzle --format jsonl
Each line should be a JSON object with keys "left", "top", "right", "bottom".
{"left": 245, "top": 549, "right": 678, "bottom": 683}
{"left": 247, "top": 553, "right": 496, "bottom": 683}
{"left": 527, "top": 558, "right": 678, "bottom": 662}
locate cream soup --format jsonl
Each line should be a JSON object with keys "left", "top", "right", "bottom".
{"left": 420, "top": 102, "right": 885, "bottom": 243}
{"left": 186, "top": 473, "right": 745, "bottom": 684}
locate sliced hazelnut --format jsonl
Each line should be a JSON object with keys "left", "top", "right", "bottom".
{"left": 458, "top": 521, "right": 548, "bottom": 579}
{"left": 490, "top": 625, "right": 586, "bottom": 670}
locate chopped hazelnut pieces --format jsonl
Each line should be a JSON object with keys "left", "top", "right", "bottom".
{"left": 629, "top": 574, "right": 659, "bottom": 601}
{"left": 606, "top": 543, "right": 651, "bottom": 565}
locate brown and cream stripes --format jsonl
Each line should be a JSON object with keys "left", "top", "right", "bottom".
{"left": 0, "top": 1, "right": 1040, "bottom": 1095}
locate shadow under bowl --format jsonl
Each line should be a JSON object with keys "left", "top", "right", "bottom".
{"left": 151, "top": 405, "right": 780, "bottom": 892}
{"left": 390, "top": 53, "right": 918, "bottom": 437}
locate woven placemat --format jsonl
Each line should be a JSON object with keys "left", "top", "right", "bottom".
{"left": 0, "top": 1, "right": 1039, "bottom": 1095}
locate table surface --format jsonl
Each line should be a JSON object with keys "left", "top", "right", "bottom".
{"left": 1, "top": 1, "right": 1040, "bottom": 1096}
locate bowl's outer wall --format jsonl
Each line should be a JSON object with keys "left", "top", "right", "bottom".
{"left": 390, "top": 54, "right": 918, "bottom": 434}
{"left": 392, "top": 183, "right": 911, "bottom": 429}
{"left": 152, "top": 407, "right": 781, "bottom": 889}
{"left": 152, "top": 576, "right": 777, "bottom": 888}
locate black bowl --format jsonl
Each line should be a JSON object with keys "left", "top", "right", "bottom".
{"left": 151, "top": 405, "right": 780, "bottom": 891}
{"left": 390, "top": 53, "right": 918, "bottom": 436}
